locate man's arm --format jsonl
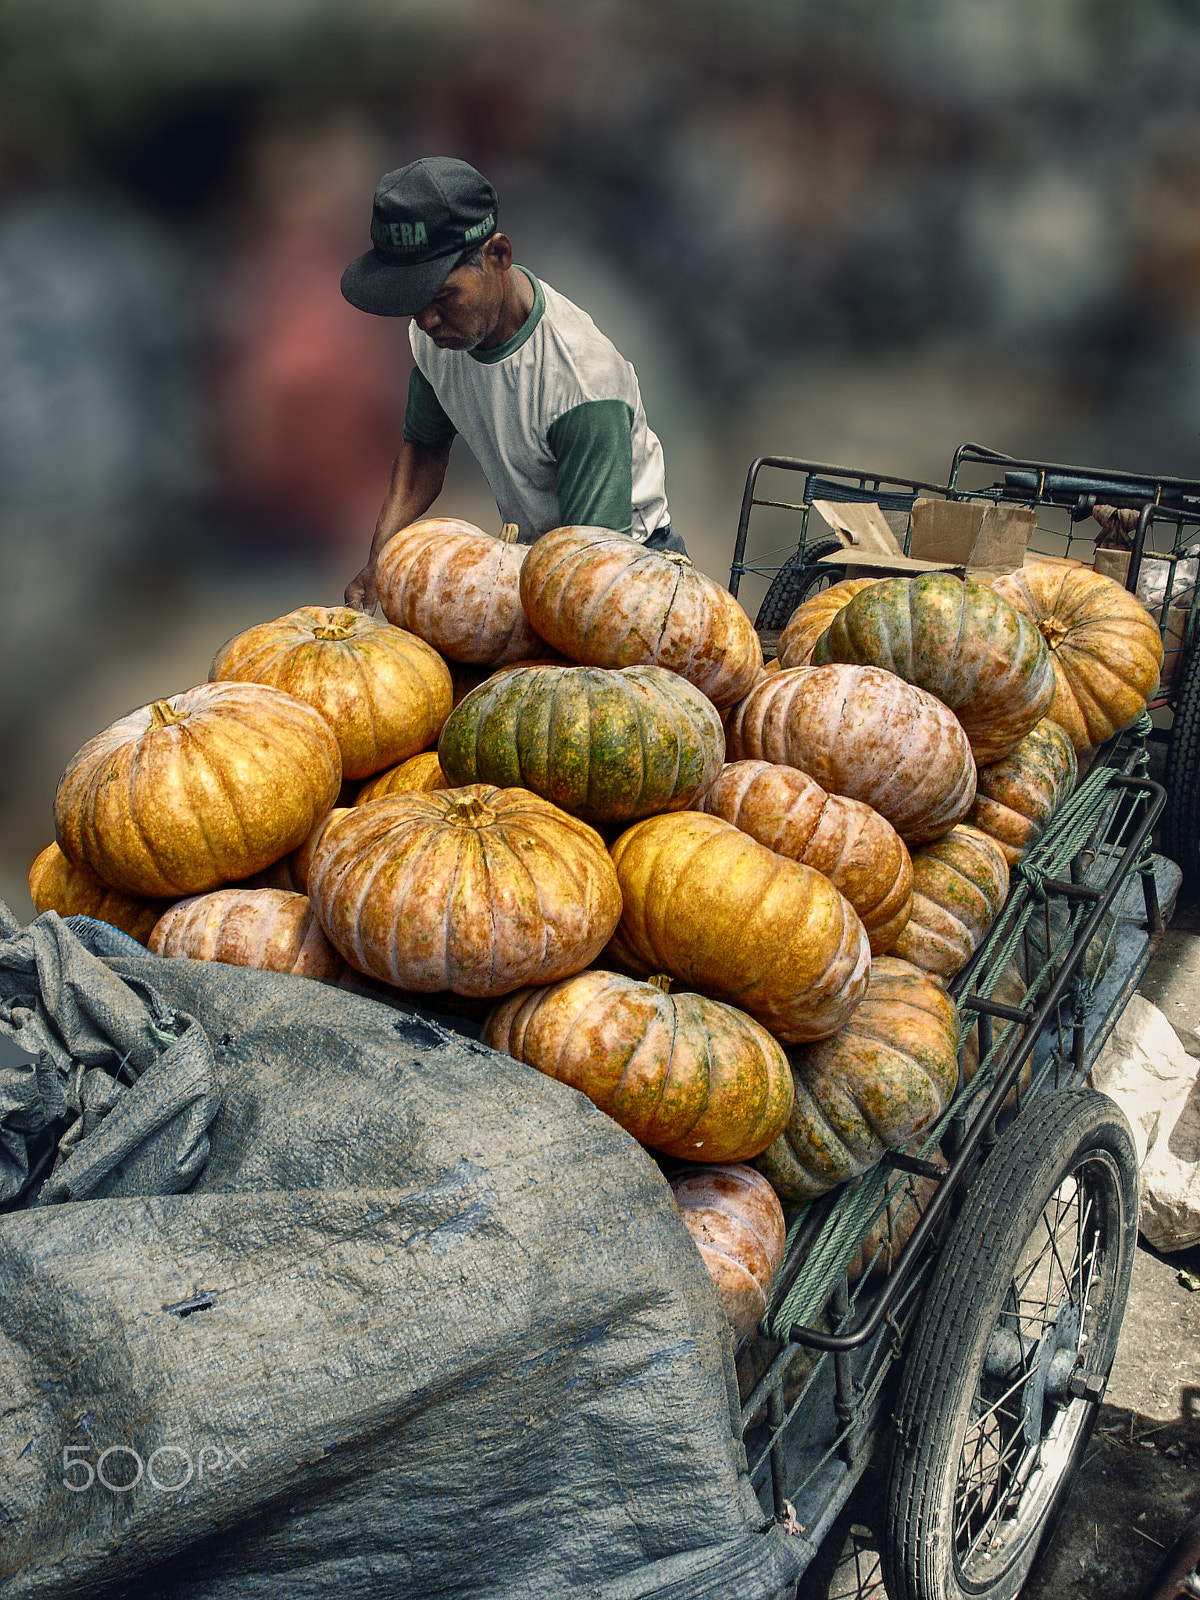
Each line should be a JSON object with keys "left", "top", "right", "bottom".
{"left": 345, "top": 439, "right": 451, "bottom": 613}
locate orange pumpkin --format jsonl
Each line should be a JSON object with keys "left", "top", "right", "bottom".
{"left": 54, "top": 683, "right": 342, "bottom": 899}
{"left": 149, "top": 888, "right": 344, "bottom": 981}
{"left": 777, "top": 578, "right": 878, "bottom": 669}
{"left": 991, "top": 562, "right": 1164, "bottom": 751}
{"left": 892, "top": 824, "right": 1010, "bottom": 983}
{"left": 670, "top": 1164, "right": 787, "bottom": 1347}
{"left": 607, "top": 810, "right": 870, "bottom": 1043}
{"left": 27, "top": 842, "right": 174, "bottom": 945}
{"left": 376, "top": 518, "right": 546, "bottom": 665}
{"left": 518, "top": 525, "right": 764, "bottom": 710}
{"left": 355, "top": 751, "right": 447, "bottom": 804}
{"left": 754, "top": 956, "right": 960, "bottom": 1204}
{"left": 725, "top": 664, "right": 977, "bottom": 844}
{"left": 209, "top": 604, "right": 452, "bottom": 781}
{"left": 701, "top": 759, "right": 912, "bottom": 954}
{"left": 968, "top": 719, "right": 1078, "bottom": 865}
{"left": 307, "top": 785, "right": 622, "bottom": 997}
{"left": 484, "top": 971, "right": 794, "bottom": 1162}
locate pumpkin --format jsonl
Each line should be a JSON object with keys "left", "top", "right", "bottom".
{"left": 356, "top": 751, "right": 447, "bottom": 804}
{"left": 701, "top": 760, "right": 912, "bottom": 955}
{"left": 810, "top": 573, "right": 1056, "bottom": 766}
{"left": 607, "top": 810, "right": 870, "bottom": 1043}
{"left": 518, "top": 525, "right": 763, "bottom": 710}
{"left": 753, "top": 956, "right": 960, "bottom": 1204}
{"left": 961, "top": 961, "right": 1032, "bottom": 1113}
{"left": 891, "top": 824, "right": 1010, "bottom": 983}
{"left": 307, "top": 785, "right": 622, "bottom": 997}
{"left": 54, "top": 682, "right": 342, "bottom": 899}
{"left": 991, "top": 562, "right": 1164, "bottom": 751}
{"left": 484, "top": 971, "right": 794, "bottom": 1162}
{"left": 149, "top": 888, "right": 345, "bottom": 981}
{"left": 725, "top": 664, "right": 977, "bottom": 844}
{"left": 450, "top": 655, "right": 568, "bottom": 709}
{"left": 376, "top": 518, "right": 546, "bottom": 666}
{"left": 438, "top": 663, "right": 725, "bottom": 827}
{"left": 777, "top": 577, "right": 878, "bottom": 669}
{"left": 209, "top": 605, "right": 452, "bottom": 781}
{"left": 27, "top": 842, "right": 174, "bottom": 945}
{"left": 670, "top": 1164, "right": 787, "bottom": 1347}
{"left": 968, "top": 718, "right": 1078, "bottom": 865}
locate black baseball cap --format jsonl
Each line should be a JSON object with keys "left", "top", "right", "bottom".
{"left": 340, "top": 157, "right": 499, "bottom": 317}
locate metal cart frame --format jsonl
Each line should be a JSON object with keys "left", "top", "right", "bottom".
{"left": 724, "top": 446, "right": 1184, "bottom": 1598}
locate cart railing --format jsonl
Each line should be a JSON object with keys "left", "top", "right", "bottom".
{"left": 738, "top": 719, "right": 1178, "bottom": 1527}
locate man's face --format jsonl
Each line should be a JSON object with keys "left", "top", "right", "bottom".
{"left": 412, "top": 260, "right": 503, "bottom": 351}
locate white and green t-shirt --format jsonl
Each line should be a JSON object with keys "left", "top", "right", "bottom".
{"left": 403, "top": 268, "right": 670, "bottom": 543}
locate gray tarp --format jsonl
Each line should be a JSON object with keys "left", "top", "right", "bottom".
{"left": 0, "top": 904, "right": 806, "bottom": 1599}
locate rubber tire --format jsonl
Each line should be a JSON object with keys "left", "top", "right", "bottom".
{"left": 753, "top": 536, "right": 847, "bottom": 631}
{"left": 882, "top": 1089, "right": 1139, "bottom": 1600}
{"left": 1161, "top": 638, "right": 1200, "bottom": 882}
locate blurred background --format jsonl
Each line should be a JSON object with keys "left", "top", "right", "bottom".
{"left": 6, "top": 0, "right": 1200, "bottom": 917}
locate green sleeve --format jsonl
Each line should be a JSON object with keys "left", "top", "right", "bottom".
{"left": 402, "top": 366, "right": 457, "bottom": 448}
{"left": 547, "top": 399, "right": 634, "bottom": 534}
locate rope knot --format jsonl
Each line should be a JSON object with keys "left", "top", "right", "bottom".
{"left": 1015, "top": 858, "right": 1051, "bottom": 901}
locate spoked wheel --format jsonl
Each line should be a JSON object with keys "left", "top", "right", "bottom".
{"left": 1161, "top": 639, "right": 1200, "bottom": 882}
{"left": 882, "top": 1089, "right": 1139, "bottom": 1600}
{"left": 753, "top": 536, "right": 847, "bottom": 631}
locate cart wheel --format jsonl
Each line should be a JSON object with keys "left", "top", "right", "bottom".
{"left": 881, "top": 1089, "right": 1138, "bottom": 1600}
{"left": 1161, "top": 639, "right": 1200, "bottom": 881}
{"left": 753, "top": 537, "right": 847, "bottom": 631}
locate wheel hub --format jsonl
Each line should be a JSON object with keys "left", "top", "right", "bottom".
{"left": 1021, "top": 1300, "right": 1080, "bottom": 1447}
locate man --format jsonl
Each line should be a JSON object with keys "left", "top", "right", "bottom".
{"left": 339, "top": 156, "right": 682, "bottom": 612}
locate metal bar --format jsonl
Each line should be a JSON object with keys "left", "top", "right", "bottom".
{"left": 749, "top": 497, "right": 814, "bottom": 514}
{"left": 1144, "top": 861, "right": 1164, "bottom": 939}
{"left": 949, "top": 442, "right": 1200, "bottom": 502}
{"left": 767, "top": 1384, "right": 789, "bottom": 1522}
{"left": 1029, "top": 877, "right": 1102, "bottom": 903}
{"left": 1127, "top": 502, "right": 1155, "bottom": 594}
{"left": 881, "top": 1150, "right": 948, "bottom": 1182}
{"left": 730, "top": 457, "right": 769, "bottom": 596}
{"left": 963, "top": 996, "right": 1035, "bottom": 1024}
{"left": 781, "top": 776, "right": 1166, "bottom": 1352}
{"left": 831, "top": 1278, "right": 857, "bottom": 1468}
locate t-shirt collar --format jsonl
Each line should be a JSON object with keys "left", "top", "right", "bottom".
{"left": 469, "top": 267, "right": 544, "bottom": 364}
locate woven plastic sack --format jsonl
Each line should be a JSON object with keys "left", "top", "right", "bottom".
{"left": 0, "top": 904, "right": 805, "bottom": 1599}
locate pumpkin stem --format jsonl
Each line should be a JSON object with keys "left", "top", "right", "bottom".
{"left": 499, "top": 522, "right": 520, "bottom": 545}
{"left": 148, "top": 699, "right": 188, "bottom": 729}
{"left": 313, "top": 619, "right": 358, "bottom": 641}
{"left": 1039, "top": 617, "right": 1069, "bottom": 651}
{"left": 660, "top": 551, "right": 694, "bottom": 569}
{"left": 648, "top": 973, "right": 673, "bottom": 993}
{"left": 444, "top": 795, "right": 494, "bottom": 828}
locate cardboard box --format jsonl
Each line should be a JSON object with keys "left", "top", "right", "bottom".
{"left": 812, "top": 497, "right": 1035, "bottom": 580}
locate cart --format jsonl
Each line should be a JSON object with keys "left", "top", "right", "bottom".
{"left": 733, "top": 442, "right": 1200, "bottom": 876}
{"left": 723, "top": 447, "right": 1185, "bottom": 1599}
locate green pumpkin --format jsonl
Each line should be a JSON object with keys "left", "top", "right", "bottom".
{"left": 811, "top": 572, "right": 1055, "bottom": 766}
{"left": 437, "top": 662, "right": 725, "bottom": 826}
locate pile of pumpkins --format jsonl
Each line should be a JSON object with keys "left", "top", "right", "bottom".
{"left": 29, "top": 518, "right": 1165, "bottom": 1348}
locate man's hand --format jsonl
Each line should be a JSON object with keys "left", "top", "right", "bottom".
{"left": 346, "top": 438, "right": 451, "bottom": 616}
{"left": 345, "top": 564, "right": 378, "bottom": 614}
